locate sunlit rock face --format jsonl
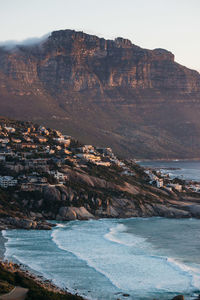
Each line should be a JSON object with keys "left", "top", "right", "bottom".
{"left": 0, "top": 29, "right": 200, "bottom": 159}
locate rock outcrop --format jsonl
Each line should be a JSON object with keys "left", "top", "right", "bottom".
{"left": 0, "top": 29, "right": 200, "bottom": 158}
{"left": 15, "top": 169, "right": 200, "bottom": 221}
{"left": 57, "top": 206, "right": 95, "bottom": 220}
{"left": 0, "top": 217, "right": 53, "bottom": 230}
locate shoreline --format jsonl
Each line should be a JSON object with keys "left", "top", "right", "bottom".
{"left": 0, "top": 260, "right": 84, "bottom": 300}
{"left": 136, "top": 158, "right": 200, "bottom": 162}
{"left": 0, "top": 229, "right": 84, "bottom": 299}
{"left": 0, "top": 231, "right": 6, "bottom": 260}
{"left": 0, "top": 220, "right": 199, "bottom": 300}
{"left": 0, "top": 220, "right": 198, "bottom": 300}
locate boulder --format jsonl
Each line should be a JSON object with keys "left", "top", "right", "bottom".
{"left": 58, "top": 206, "right": 95, "bottom": 220}
{"left": 171, "top": 295, "right": 184, "bottom": 300}
{"left": 2, "top": 217, "right": 53, "bottom": 230}
{"left": 43, "top": 185, "right": 61, "bottom": 202}
{"left": 152, "top": 204, "right": 190, "bottom": 218}
{"left": 186, "top": 205, "right": 200, "bottom": 217}
{"left": 106, "top": 205, "right": 119, "bottom": 217}
{"left": 59, "top": 207, "right": 77, "bottom": 220}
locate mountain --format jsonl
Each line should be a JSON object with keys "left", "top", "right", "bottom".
{"left": 0, "top": 29, "right": 200, "bottom": 159}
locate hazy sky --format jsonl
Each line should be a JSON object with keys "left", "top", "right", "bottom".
{"left": 0, "top": 0, "right": 199, "bottom": 71}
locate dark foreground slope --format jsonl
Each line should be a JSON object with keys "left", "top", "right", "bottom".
{"left": 0, "top": 29, "right": 200, "bottom": 158}
{"left": 0, "top": 261, "right": 84, "bottom": 300}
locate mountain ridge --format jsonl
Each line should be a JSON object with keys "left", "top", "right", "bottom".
{"left": 0, "top": 29, "right": 200, "bottom": 159}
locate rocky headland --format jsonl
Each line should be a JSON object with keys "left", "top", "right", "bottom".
{"left": 0, "top": 118, "right": 200, "bottom": 230}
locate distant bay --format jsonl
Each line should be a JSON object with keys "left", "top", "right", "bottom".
{"left": 139, "top": 160, "right": 200, "bottom": 181}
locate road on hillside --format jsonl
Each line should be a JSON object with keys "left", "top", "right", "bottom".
{"left": 0, "top": 286, "right": 29, "bottom": 300}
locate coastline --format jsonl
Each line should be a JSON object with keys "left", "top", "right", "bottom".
{"left": 0, "top": 221, "right": 197, "bottom": 300}
{"left": 0, "top": 231, "right": 6, "bottom": 260}
{"left": 0, "top": 229, "right": 84, "bottom": 300}
{"left": 136, "top": 158, "right": 200, "bottom": 162}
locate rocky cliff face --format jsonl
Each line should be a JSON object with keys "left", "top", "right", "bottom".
{"left": 1, "top": 29, "right": 200, "bottom": 158}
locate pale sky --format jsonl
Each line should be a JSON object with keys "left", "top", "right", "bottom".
{"left": 0, "top": 0, "right": 199, "bottom": 72}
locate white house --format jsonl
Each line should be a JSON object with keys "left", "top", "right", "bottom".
{"left": 0, "top": 138, "right": 10, "bottom": 144}
{"left": 156, "top": 179, "right": 164, "bottom": 188}
{"left": 0, "top": 176, "right": 18, "bottom": 188}
{"left": 4, "top": 127, "right": 16, "bottom": 133}
{"left": 49, "top": 171, "right": 68, "bottom": 182}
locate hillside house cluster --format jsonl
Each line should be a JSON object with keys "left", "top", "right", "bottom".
{"left": 0, "top": 119, "right": 135, "bottom": 192}
{"left": 144, "top": 169, "right": 199, "bottom": 193}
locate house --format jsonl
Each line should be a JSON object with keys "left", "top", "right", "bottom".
{"left": 63, "top": 149, "right": 72, "bottom": 155}
{"left": 37, "top": 136, "right": 48, "bottom": 143}
{"left": 20, "top": 183, "right": 35, "bottom": 191}
{"left": 95, "top": 161, "right": 111, "bottom": 167}
{"left": 12, "top": 138, "right": 22, "bottom": 143}
{"left": 170, "top": 183, "right": 182, "bottom": 192}
{"left": 0, "top": 176, "right": 17, "bottom": 188}
{"left": 0, "top": 138, "right": 10, "bottom": 144}
{"left": 122, "top": 169, "right": 135, "bottom": 176}
{"left": 49, "top": 171, "right": 68, "bottom": 182}
{"left": 20, "top": 143, "right": 37, "bottom": 149}
{"left": 189, "top": 184, "right": 200, "bottom": 192}
{"left": 54, "top": 137, "right": 70, "bottom": 146}
{"left": 4, "top": 127, "right": 16, "bottom": 133}
{"left": 20, "top": 182, "right": 46, "bottom": 192}
{"left": 156, "top": 179, "right": 164, "bottom": 188}
{"left": 25, "top": 158, "right": 49, "bottom": 166}
{"left": 77, "top": 145, "right": 95, "bottom": 153}
{"left": 0, "top": 149, "right": 15, "bottom": 157}
{"left": 76, "top": 153, "right": 101, "bottom": 163}
{"left": 97, "top": 147, "right": 116, "bottom": 158}
{"left": 6, "top": 163, "right": 24, "bottom": 172}
{"left": 39, "top": 126, "right": 49, "bottom": 135}
{"left": 23, "top": 136, "right": 32, "bottom": 142}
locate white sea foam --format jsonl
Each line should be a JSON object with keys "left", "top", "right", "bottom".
{"left": 2, "top": 230, "right": 13, "bottom": 258}
{"left": 51, "top": 220, "right": 199, "bottom": 296}
{"left": 55, "top": 223, "right": 66, "bottom": 228}
{"left": 167, "top": 257, "right": 200, "bottom": 290}
{"left": 104, "top": 223, "right": 200, "bottom": 290}
{"left": 104, "top": 223, "right": 146, "bottom": 247}
{"left": 3, "top": 218, "right": 200, "bottom": 299}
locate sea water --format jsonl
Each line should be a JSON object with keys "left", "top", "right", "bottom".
{"left": 139, "top": 160, "right": 200, "bottom": 181}
{"left": 2, "top": 218, "right": 200, "bottom": 300}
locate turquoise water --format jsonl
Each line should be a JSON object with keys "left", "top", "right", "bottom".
{"left": 3, "top": 218, "right": 200, "bottom": 300}
{"left": 139, "top": 160, "right": 200, "bottom": 181}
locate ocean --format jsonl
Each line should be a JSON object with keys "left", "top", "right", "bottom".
{"left": 2, "top": 217, "right": 200, "bottom": 300}
{"left": 139, "top": 160, "right": 200, "bottom": 181}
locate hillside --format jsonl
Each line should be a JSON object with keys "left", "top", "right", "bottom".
{"left": 1, "top": 117, "right": 200, "bottom": 230}
{"left": 0, "top": 30, "right": 200, "bottom": 158}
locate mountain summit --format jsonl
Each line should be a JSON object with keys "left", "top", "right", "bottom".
{"left": 0, "top": 29, "right": 200, "bottom": 158}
